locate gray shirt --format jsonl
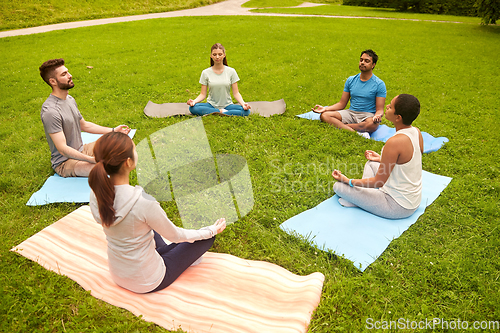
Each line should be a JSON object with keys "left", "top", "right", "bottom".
{"left": 199, "top": 66, "right": 239, "bottom": 109}
{"left": 41, "top": 94, "right": 83, "bottom": 169}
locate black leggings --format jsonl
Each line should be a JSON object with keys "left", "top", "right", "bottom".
{"left": 149, "top": 231, "right": 215, "bottom": 292}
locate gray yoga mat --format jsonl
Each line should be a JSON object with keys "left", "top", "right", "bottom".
{"left": 143, "top": 99, "right": 286, "bottom": 118}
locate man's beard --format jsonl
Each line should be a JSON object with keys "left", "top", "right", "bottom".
{"left": 56, "top": 78, "right": 74, "bottom": 90}
{"left": 359, "top": 65, "right": 373, "bottom": 72}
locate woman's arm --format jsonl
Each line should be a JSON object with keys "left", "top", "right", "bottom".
{"left": 417, "top": 128, "right": 424, "bottom": 154}
{"left": 333, "top": 138, "right": 403, "bottom": 188}
{"left": 143, "top": 199, "right": 225, "bottom": 242}
{"left": 187, "top": 85, "right": 208, "bottom": 106}
{"left": 231, "top": 82, "right": 250, "bottom": 110}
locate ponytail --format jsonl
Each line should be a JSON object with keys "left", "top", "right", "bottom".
{"left": 89, "top": 161, "right": 116, "bottom": 226}
{"left": 88, "top": 132, "right": 134, "bottom": 227}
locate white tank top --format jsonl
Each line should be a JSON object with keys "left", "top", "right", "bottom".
{"left": 380, "top": 127, "right": 422, "bottom": 209}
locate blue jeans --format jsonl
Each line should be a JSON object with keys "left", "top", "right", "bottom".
{"left": 189, "top": 103, "right": 251, "bottom": 116}
{"left": 149, "top": 230, "right": 215, "bottom": 292}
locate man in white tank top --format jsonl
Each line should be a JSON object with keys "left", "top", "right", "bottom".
{"left": 332, "top": 94, "right": 423, "bottom": 219}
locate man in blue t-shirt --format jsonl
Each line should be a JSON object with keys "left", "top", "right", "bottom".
{"left": 312, "top": 50, "right": 386, "bottom": 134}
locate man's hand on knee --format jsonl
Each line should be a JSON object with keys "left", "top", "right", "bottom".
{"left": 363, "top": 118, "right": 379, "bottom": 133}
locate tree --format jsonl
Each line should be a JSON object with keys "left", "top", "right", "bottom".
{"left": 475, "top": 0, "right": 500, "bottom": 24}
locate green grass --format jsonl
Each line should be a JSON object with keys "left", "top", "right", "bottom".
{"left": 251, "top": 3, "right": 483, "bottom": 23}
{"left": 0, "top": 0, "right": 224, "bottom": 31}
{"left": 1, "top": 12, "right": 500, "bottom": 333}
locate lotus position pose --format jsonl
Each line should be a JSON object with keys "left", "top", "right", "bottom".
{"left": 39, "top": 58, "right": 130, "bottom": 177}
{"left": 88, "top": 132, "right": 226, "bottom": 293}
{"left": 187, "top": 43, "right": 251, "bottom": 116}
{"left": 312, "top": 49, "right": 386, "bottom": 134}
{"left": 332, "top": 94, "right": 423, "bottom": 219}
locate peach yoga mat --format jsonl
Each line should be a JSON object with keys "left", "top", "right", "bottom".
{"left": 12, "top": 206, "right": 324, "bottom": 333}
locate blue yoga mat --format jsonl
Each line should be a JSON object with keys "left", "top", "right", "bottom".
{"left": 279, "top": 170, "right": 452, "bottom": 271}
{"left": 296, "top": 111, "right": 448, "bottom": 154}
{"left": 27, "top": 130, "right": 136, "bottom": 206}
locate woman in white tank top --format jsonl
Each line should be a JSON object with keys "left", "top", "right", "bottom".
{"left": 332, "top": 94, "right": 423, "bottom": 219}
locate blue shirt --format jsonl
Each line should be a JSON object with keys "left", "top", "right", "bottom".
{"left": 344, "top": 73, "right": 386, "bottom": 113}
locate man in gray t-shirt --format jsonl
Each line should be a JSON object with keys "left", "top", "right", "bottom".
{"left": 39, "top": 58, "right": 131, "bottom": 177}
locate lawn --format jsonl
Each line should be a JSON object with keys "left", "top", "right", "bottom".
{"left": 0, "top": 0, "right": 225, "bottom": 31}
{"left": 248, "top": 2, "right": 482, "bottom": 24}
{"left": 1, "top": 10, "right": 500, "bottom": 333}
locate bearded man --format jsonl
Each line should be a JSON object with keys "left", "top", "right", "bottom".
{"left": 39, "top": 58, "right": 130, "bottom": 177}
{"left": 312, "top": 49, "right": 387, "bottom": 134}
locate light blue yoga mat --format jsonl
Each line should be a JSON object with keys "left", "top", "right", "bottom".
{"left": 296, "top": 111, "right": 448, "bottom": 153}
{"left": 27, "top": 130, "right": 136, "bottom": 206}
{"left": 279, "top": 170, "right": 452, "bottom": 271}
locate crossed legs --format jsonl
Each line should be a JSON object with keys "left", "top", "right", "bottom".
{"left": 189, "top": 103, "right": 250, "bottom": 116}
{"left": 333, "top": 161, "right": 417, "bottom": 219}
{"left": 320, "top": 111, "right": 379, "bottom": 133}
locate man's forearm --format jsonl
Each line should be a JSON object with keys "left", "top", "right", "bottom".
{"left": 325, "top": 102, "right": 345, "bottom": 112}
{"left": 81, "top": 121, "right": 111, "bottom": 134}
{"left": 59, "top": 145, "right": 95, "bottom": 163}
{"left": 373, "top": 109, "right": 384, "bottom": 121}
{"left": 374, "top": 108, "right": 384, "bottom": 117}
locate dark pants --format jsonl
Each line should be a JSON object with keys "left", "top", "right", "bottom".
{"left": 149, "top": 231, "right": 215, "bottom": 292}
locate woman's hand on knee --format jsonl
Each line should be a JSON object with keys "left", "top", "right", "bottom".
{"left": 365, "top": 150, "right": 381, "bottom": 162}
{"left": 187, "top": 99, "right": 196, "bottom": 107}
{"left": 332, "top": 170, "right": 343, "bottom": 181}
{"left": 212, "top": 218, "right": 226, "bottom": 234}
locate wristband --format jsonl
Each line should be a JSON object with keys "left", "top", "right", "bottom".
{"left": 112, "top": 127, "right": 114, "bottom": 132}
{"left": 349, "top": 179, "right": 353, "bottom": 187}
